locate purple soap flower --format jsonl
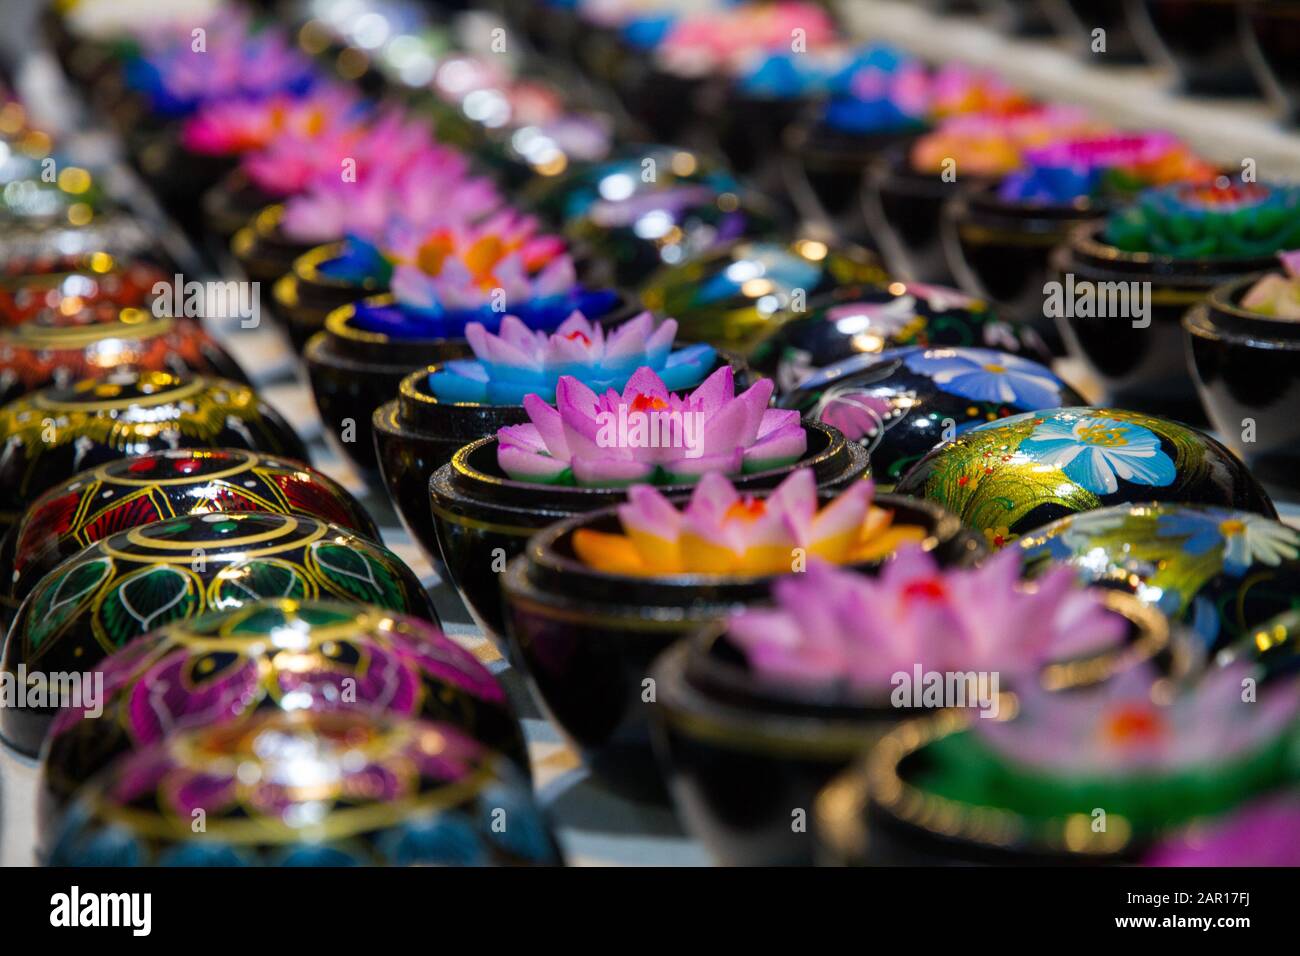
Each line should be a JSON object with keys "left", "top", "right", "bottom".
{"left": 727, "top": 548, "right": 1126, "bottom": 692}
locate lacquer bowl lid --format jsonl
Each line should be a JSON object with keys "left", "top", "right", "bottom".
{"left": 43, "top": 710, "right": 561, "bottom": 866}
{"left": 40, "top": 598, "right": 526, "bottom": 816}
{"left": 0, "top": 370, "right": 307, "bottom": 532}
{"left": 0, "top": 512, "right": 435, "bottom": 755}
{"left": 0, "top": 448, "right": 380, "bottom": 622}
{"left": 0, "top": 307, "right": 246, "bottom": 402}
{"left": 894, "top": 407, "right": 1276, "bottom": 539}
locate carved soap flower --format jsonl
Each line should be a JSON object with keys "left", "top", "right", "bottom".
{"left": 496, "top": 365, "right": 806, "bottom": 485}
{"left": 127, "top": 16, "right": 316, "bottom": 117}
{"left": 253, "top": 110, "right": 460, "bottom": 201}
{"left": 822, "top": 47, "right": 930, "bottom": 134}
{"left": 727, "top": 547, "right": 1126, "bottom": 690}
{"left": 572, "top": 469, "right": 926, "bottom": 575}
{"left": 179, "top": 85, "right": 360, "bottom": 157}
{"left": 1241, "top": 250, "right": 1300, "bottom": 319}
{"left": 388, "top": 217, "right": 574, "bottom": 317}
{"left": 997, "top": 132, "right": 1216, "bottom": 205}
{"left": 1105, "top": 181, "right": 1300, "bottom": 258}
{"left": 279, "top": 146, "right": 502, "bottom": 245}
{"left": 911, "top": 106, "right": 1105, "bottom": 177}
{"left": 975, "top": 663, "right": 1299, "bottom": 775}
{"left": 428, "top": 311, "right": 716, "bottom": 405}
{"left": 928, "top": 65, "right": 1032, "bottom": 118}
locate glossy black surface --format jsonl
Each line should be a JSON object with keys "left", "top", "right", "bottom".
{"left": 1185, "top": 272, "right": 1300, "bottom": 492}
{"left": 944, "top": 183, "right": 1107, "bottom": 352}
{"left": 1053, "top": 221, "right": 1278, "bottom": 422}
{"left": 866, "top": 147, "right": 991, "bottom": 285}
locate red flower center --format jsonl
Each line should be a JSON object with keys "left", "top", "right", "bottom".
{"left": 1103, "top": 704, "right": 1165, "bottom": 744}
{"left": 724, "top": 498, "right": 767, "bottom": 523}
{"left": 902, "top": 578, "right": 947, "bottom": 602}
{"left": 631, "top": 393, "right": 668, "bottom": 413}
{"left": 564, "top": 330, "right": 591, "bottom": 345}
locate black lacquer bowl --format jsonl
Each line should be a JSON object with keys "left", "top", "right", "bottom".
{"left": 503, "top": 493, "right": 982, "bottom": 800}
{"left": 230, "top": 204, "right": 318, "bottom": 294}
{"left": 373, "top": 350, "right": 749, "bottom": 579}
{"left": 1052, "top": 221, "right": 1278, "bottom": 422}
{"left": 0, "top": 512, "right": 436, "bottom": 756}
{"left": 1129, "top": 0, "right": 1260, "bottom": 96}
{"left": 273, "top": 241, "right": 390, "bottom": 352}
{"left": 639, "top": 236, "right": 889, "bottom": 359}
{"left": 201, "top": 168, "right": 283, "bottom": 243}
{"left": 0, "top": 371, "right": 307, "bottom": 537}
{"left": 37, "top": 598, "right": 527, "bottom": 829}
{"left": 307, "top": 291, "right": 638, "bottom": 481}
{"left": 865, "top": 146, "right": 996, "bottom": 285}
{"left": 430, "top": 421, "right": 870, "bottom": 640}
{"left": 0, "top": 447, "right": 379, "bottom": 636}
{"left": 782, "top": 113, "right": 923, "bottom": 236}
{"left": 1184, "top": 272, "right": 1300, "bottom": 492}
{"left": 813, "top": 710, "right": 1141, "bottom": 865}
{"left": 895, "top": 406, "right": 1276, "bottom": 539}
{"left": 657, "top": 589, "right": 1169, "bottom": 865}
{"left": 944, "top": 183, "right": 1108, "bottom": 351}
{"left": 44, "top": 710, "right": 561, "bottom": 867}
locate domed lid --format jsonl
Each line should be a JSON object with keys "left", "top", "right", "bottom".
{"left": 44, "top": 710, "right": 559, "bottom": 866}
{"left": 5, "top": 453, "right": 379, "bottom": 624}
{"left": 894, "top": 407, "right": 1276, "bottom": 538}
{"left": 41, "top": 599, "right": 523, "bottom": 812}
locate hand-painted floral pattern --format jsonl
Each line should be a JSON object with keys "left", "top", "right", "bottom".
{"left": 1017, "top": 414, "right": 1176, "bottom": 495}
{"left": 902, "top": 347, "right": 1064, "bottom": 409}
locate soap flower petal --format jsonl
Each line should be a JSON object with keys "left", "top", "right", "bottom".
{"left": 572, "top": 468, "right": 922, "bottom": 576}
{"left": 726, "top": 545, "right": 1130, "bottom": 694}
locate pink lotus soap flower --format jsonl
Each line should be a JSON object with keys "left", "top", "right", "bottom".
{"left": 976, "top": 663, "right": 1300, "bottom": 776}
{"left": 429, "top": 310, "right": 717, "bottom": 404}
{"left": 497, "top": 365, "right": 806, "bottom": 486}
{"left": 1241, "top": 250, "right": 1300, "bottom": 320}
{"left": 727, "top": 547, "right": 1127, "bottom": 691}
{"left": 573, "top": 469, "right": 928, "bottom": 576}
{"left": 1144, "top": 794, "right": 1300, "bottom": 866}
{"left": 279, "top": 147, "right": 503, "bottom": 245}
{"left": 179, "top": 85, "right": 360, "bottom": 157}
